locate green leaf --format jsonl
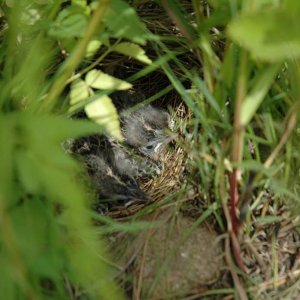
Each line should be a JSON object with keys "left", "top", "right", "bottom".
{"left": 70, "top": 79, "right": 90, "bottom": 105}
{"left": 14, "top": 113, "right": 101, "bottom": 142}
{"left": 112, "top": 42, "right": 152, "bottom": 64}
{"left": 240, "top": 64, "right": 280, "bottom": 126}
{"left": 85, "top": 69, "right": 132, "bottom": 90}
{"left": 85, "top": 39, "right": 102, "bottom": 58}
{"left": 84, "top": 95, "right": 123, "bottom": 141}
{"left": 227, "top": 8, "right": 300, "bottom": 62}
{"left": 72, "top": 0, "right": 88, "bottom": 8}
{"left": 103, "top": 0, "right": 148, "bottom": 44}
{"left": 49, "top": 6, "right": 87, "bottom": 38}
{"left": 15, "top": 151, "right": 41, "bottom": 193}
{"left": 21, "top": 9, "right": 41, "bottom": 26}
{"left": 220, "top": 43, "right": 239, "bottom": 89}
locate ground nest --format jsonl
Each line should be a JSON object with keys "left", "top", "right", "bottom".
{"left": 107, "top": 100, "right": 187, "bottom": 218}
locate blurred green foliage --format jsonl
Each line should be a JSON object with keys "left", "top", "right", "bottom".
{"left": 1, "top": 0, "right": 300, "bottom": 299}
{"left": 0, "top": 0, "right": 151, "bottom": 299}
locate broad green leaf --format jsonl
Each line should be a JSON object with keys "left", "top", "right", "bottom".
{"left": 70, "top": 79, "right": 90, "bottom": 105}
{"left": 21, "top": 9, "right": 41, "bottom": 25}
{"left": 227, "top": 9, "right": 300, "bottom": 62}
{"left": 49, "top": 6, "right": 87, "bottom": 38}
{"left": 240, "top": 64, "right": 280, "bottom": 126}
{"left": 112, "top": 42, "right": 152, "bottom": 64}
{"left": 84, "top": 95, "right": 123, "bottom": 140}
{"left": 103, "top": 0, "right": 148, "bottom": 44}
{"left": 85, "top": 69, "right": 132, "bottom": 90}
{"left": 72, "top": 0, "right": 91, "bottom": 15}
{"left": 85, "top": 39, "right": 102, "bottom": 58}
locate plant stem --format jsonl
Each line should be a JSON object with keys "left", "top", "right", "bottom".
{"left": 230, "top": 50, "right": 248, "bottom": 234}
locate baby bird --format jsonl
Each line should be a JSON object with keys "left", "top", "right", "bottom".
{"left": 69, "top": 91, "right": 172, "bottom": 211}
{"left": 122, "top": 105, "right": 172, "bottom": 161}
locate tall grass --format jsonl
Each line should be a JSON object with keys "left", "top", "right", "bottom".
{"left": 135, "top": 0, "right": 300, "bottom": 298}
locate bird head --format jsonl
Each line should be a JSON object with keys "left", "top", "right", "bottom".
{"left": 122, "top": 105, "right": 172, "bottom": 160}
{"left": 138, "top": 131, "right": 172, "bottom": 160}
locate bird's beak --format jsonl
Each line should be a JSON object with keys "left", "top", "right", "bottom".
{"left": 151, "top": 135, "right": 173, "bottom": 160}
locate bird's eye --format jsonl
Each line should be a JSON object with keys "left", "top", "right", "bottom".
{"left": 146, "top": 144, "right": 154, "bottom": 150}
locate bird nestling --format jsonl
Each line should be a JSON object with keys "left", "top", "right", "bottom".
{"left": 67, "top": 90, "right": 172, "bottom": 211}
{"left": 122, "top": 104, "right": 172, "bottom": 161}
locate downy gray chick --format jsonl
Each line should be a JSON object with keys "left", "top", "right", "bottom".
{"left": 69, "top": 92, "right": 172, "bottom": 211}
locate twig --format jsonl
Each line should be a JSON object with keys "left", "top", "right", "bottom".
{"left": 225, "top": 238, "right": 248, "bottom": 300}
{"left": 248, "top": 269, "right": 300, "bottom": 293}
{"left": 244, "top": 237, "right": 270, "bottom": 281}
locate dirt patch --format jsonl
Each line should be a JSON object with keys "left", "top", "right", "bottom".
{"left": 111, "top": 210, "right": 224, "bottom": 299}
